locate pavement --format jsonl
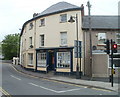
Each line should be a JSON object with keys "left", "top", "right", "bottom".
{"left": 11, "top": 64, "right": 119, "bottom": 93}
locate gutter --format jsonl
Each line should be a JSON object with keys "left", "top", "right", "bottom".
{"left": 20, "top": 8, "right": 82, "bottom": 37}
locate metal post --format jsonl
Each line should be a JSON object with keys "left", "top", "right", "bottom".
{"left": 76, "top": 14, "right": 80, "bottom": 79}
{"left": 111, "top": 39, "right": 114, "bottom": 87}
{"left": 87, "top": 1, "right": 92, "bottom": 77}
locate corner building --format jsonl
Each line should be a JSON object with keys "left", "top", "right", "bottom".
{"left": 20, "top": 2, "right": 84, "bottom": 74}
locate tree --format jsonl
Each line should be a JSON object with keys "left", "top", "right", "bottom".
{"left": 2, "top": 33, "right": 20, "bottom": 60}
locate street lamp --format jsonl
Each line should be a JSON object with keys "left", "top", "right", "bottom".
{"left": 68, "top": 14, "right": 81, "bottom": 79}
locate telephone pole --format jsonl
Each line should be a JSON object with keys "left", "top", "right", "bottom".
{"left": 87, "top": 1, "right": 92, "bottom": 77}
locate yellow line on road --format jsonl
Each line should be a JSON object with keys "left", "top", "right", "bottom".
{"left": 10, "top": 64, "right": 86, "bottom": 88}
{"left": 92, "top": 87, "right": 112, "bottom": 92}
{"left": 0, "top": 87, "right": 12, "bottom": 97}
{"left": 10, "top": 64, "right": 114, "bottom": 92}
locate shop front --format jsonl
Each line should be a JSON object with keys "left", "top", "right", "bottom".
{"left": 36, "top": 47, "right": 73, "bottom": 73}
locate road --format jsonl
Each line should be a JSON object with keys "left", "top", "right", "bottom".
{"left": 1, "top": 62, "right": 118, "bottom": 96}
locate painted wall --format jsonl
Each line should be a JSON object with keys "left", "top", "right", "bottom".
{"left": 84, "top": 30, "right": 120, "bottom": 77}
{"left": 20, "top": 10, "right": 84, "bottom": 72}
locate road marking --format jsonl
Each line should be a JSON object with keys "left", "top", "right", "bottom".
{"left": 29, "top": 83, "right": 58, "bottom": 93}
{"left": 92, "top": 87, "right": 111, "bottom": 92}
{"left": 10, "top": 64, "right": 114, "bottom": 93}
{"left": 10, "top": 75, "right": 21, "bottom": 81}
{"left": 57, "top": 88, "right": 81, "bottom": 93}
{"left": 29, "top": 82, "right": 81, "bottom": 93}
{"left": 0, "top": 87, "right": 12, "bottom": 97}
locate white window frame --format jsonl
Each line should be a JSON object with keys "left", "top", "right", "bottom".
{"left": 28, "top": 53, "right": 33, "bottom": 66}
{"left": 29, "top": 37, "right": 32, "bottom": 46}
{"left": 40, "top": 18, "right": 45, "bottom": 26}
{"left": 98, "top": 33, "right": 106, "bottom": 45}
{"left": 60, "top": 32, "right": 67, "bottom": 46}
{"left": 37, "top": 52, "right": 46, "bottom": 67}
{"left": 57, "top": 52, "right": 71, "bottom": 68}
{"left": 116, "top": 33, "right": 120, "bottom": 45}
{"left": 40, "top": 35, "right": 44, "bottom": 47}
{"left": 60, "top": 14, "right": 67, "bottom": 23}
{"left": 29, "top": 22, "right": 33, "bottom": 30}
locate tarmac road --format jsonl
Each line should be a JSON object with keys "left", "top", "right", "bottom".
{"left": 1, "top": 62, "right": 118, "bottom": 96}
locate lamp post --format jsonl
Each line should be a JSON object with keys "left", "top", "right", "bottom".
{"left": 68, "top": 14, "right": 81, "bottom": 79}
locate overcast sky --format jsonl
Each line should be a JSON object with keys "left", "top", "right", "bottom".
{"left": 0, "top": 0, "right": 119, "bottom": 42}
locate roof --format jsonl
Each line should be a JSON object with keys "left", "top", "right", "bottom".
{"left": 20, "top": 1, "right": 82, "bottom": 36}
{"left": 82, "top": 16, "right": 119, "bottom": 30}
{"left": 37, "top": 1, "right": 81, "bottom": 17}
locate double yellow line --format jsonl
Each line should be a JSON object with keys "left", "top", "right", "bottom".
{"left": 0, "top": 87, "right": 12, "bottom": 97}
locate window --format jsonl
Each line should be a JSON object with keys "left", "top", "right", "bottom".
{"left": 40, "top": 18, "right": 45, "bottom": 26}
{"left": 40, "top": 35, "right": 44, "bottom": 46}
{"left": 37, "top": 52, "right": 46, "bottom": 67}
{"left": 60, "top": 14, "right": 67, "bottom": 22}
{"left": 116, "top": 33, "right": 120, "bottom": 44}
{"left": 60, "top": 32, "right": 67, "bottom": 46}
{"left": 29, "top": 37, "right": 32, "bottom": 45}
{"left": 109, "top": 54, "right": 120, "bottom": 68}
{"left": 29, "top": 22, "right": 33, "bottom": 30}
{"left": 98, "top": 33, "right": 106, "bottom": 44}
{"left": 28, "top": 53, "right": 33, "bottom": 65}
{"left": 57, "top": 52, "right": 70, "bottom": 68}
{"left": 24, "top": 39, "right": 26, "bottom": 50}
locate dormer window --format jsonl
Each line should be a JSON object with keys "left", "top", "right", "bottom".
{"left": 60, "top": 14, "right": 67, "bottom": 23}
{"left": 29, "top": 22, "right": 33, "bottom": 30}
{"left": 40, "top": 18, "right": 45, "bottom": 26}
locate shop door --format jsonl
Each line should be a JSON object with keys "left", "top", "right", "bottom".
{"left": 48, "top": 52, "right": 54, "bottom": 71}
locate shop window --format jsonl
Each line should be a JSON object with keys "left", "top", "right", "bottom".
{"left": 60, "top": 14, "right": 67, "bottom": 23}
{"left": 57, "top": 52, "right": 70, "bottom": 68}
{"left": 37, "top": 52, "right": 46, "bottom": 67}
{"left": 60, "top": 32, "right": 67, "bottom": 46}
{"left": 98, "top": 33, "right": 106, "bottom": 44}
{"left": 28, "top": 53, "right": 33, "bottom": 65}
{"left": 116, "top": 33, "right": 120, "bottom": 44}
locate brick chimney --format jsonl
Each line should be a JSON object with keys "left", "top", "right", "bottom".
{"left": 33, "top": 13, "right": 39, "bottom": 18}
{"left": 81, "top": 4, "right": 84, "bottom": 17}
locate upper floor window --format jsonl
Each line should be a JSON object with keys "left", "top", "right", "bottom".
{"left": 29, "top": 22, "right": 33, "bottom": 30}
{"left": 98, "top": 33, "right": 106, "bottom": 44}
{"left": 29, "top": 37, "right": 33, "bottom": 48}
{"left": 60, "top": 14, "right": 67, "bottom": 23}
{"left": 116, "top": 33, "right": 120, "bottom": 44}
{"left": 40, "top": 18, "right": 45, "bottom": 26}
{"left": 60, "top": 32, "right": 67, "bottom": 46}
{"left": 40, "top": 35, "right": 44, "bottom": 46}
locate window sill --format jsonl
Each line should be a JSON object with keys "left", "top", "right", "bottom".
{"left": 39, "top": 25, "right": 45, "bottom": 27}
{"left": 60, "top": 21, "right": 67, "bottom": 23}
{"left": 27, "top": 64, "right": 34, "bottom": 67}
{"left": 97, "top": 44, "right": 106, "bottom": 46}
{"left": 60, "top": 45, "right": 68, "bottom": 47}
{"left": 56, "top": 67, "right": 70, "bottom": 69}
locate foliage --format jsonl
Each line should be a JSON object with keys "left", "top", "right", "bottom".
{"left": 2, "top": 33, "right": 20, "bottom": 60}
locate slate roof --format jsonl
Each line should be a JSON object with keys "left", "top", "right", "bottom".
{"left": 20, "top": 1, "right": 82, "bottom": 36}
{"left": 38, "top": 1, "right": 81, "bottom": 17}
{"left": 82, "top": 16, "right": 119, "bottom": 30}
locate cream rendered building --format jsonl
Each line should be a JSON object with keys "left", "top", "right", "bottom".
{"left": 20, "top": 2, "right": 84, "bottom": 74}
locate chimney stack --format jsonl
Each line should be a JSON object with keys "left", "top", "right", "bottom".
{"left": 33, "top": 13, "right": 39, "bottom": 18}
{"left": 81, "top": 4, "right": 84, "bottom": 17}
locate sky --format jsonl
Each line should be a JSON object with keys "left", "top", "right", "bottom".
{"left": 0, "top": 0, "right": 119, "bottom": 42}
